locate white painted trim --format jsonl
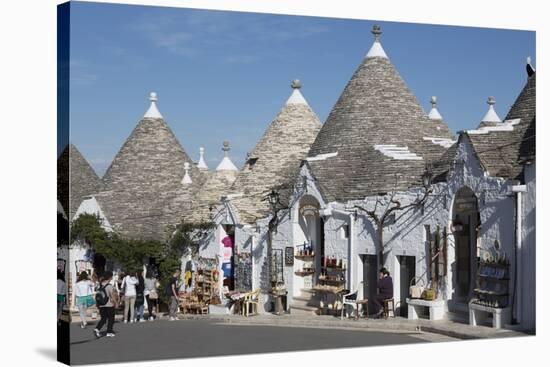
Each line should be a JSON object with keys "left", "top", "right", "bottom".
{"left": 286, "top": 88, "right": 308, "bottom": 105}
{"left": 374, "top": 145, "right": 423, "bottom": 160}
{"left": 467, "top": 118, "right": 521, "bottom": 134}
{"left": 423, "top": 137, "right": 456, "bottom": 148}
{"left": 366, "top": 41, "right": 388, "bottom": 59}
{"left": 216, "top": 156, "right": 238, "bottom": 171}
{"left": 306, "top": 152, "right": 338, "bottom": 161}
{"left": 481, "top": 105, "right": 501, "bottom": 124}
{"left": 428, "top": 107, "right": 443, "bottom": 120}
{"left": 73, "top": 196, "right": 113, "bottom": 232}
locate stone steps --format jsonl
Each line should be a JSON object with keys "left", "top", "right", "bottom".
{"left": 289, "top": 288, "right": 319, "bottom": 315}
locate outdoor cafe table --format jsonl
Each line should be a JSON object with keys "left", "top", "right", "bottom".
{"left": 312, "top": 285, "right": 346, "bottom": 315}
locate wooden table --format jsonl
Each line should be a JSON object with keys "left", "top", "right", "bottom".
{"left": 312, "top": 286, "right": 346, "bottom": 315}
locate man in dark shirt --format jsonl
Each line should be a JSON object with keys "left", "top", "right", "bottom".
{"left": 166, "top": 269, "right": 181, "bottom": 321}
{"left": 373, "top": 267, "right": 393, "bottom": 318}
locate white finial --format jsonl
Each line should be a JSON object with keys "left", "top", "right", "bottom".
{"left": 286, "top": 79, "right": 308, "bottom": 105}
{"left": 428, "top": 96, "right": 443, "bottom": 120}
{"left": 182, "top": 162, "right": 192, "bottom": 184}
{"left": 144, "top": 91, "right": 163, "bottom": 119}
{"left": 481, "top": 96, "right": 501, "bottom": 123}
{"left": 366, "top": 24, "right": 388, "bottom": 59}
{"left": 216, "top": 141, "right": 238, "bottom": 171}
{"left": 197, "top": 147, "right": 208, "bottom": 170}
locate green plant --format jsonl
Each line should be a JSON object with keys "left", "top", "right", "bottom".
{"left": 70, "top": 214, "right": 215, "bottom": 303}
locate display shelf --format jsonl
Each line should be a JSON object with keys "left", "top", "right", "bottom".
{"left": 295, "top": 270, "right": 315, "bottom": 276}
{"left": 471, "top": 257, "right": 510, "bottom": 310}
{"left": 477, "top": 274, "right": 510, "bottom": 281}
{"left": 321, "top": 266, "right": 345, "bottom": 271}
{"left": 473, "top": 288, "right": 508, "bottom": 296}
{"left": 295, "top": 254, "right": 315, "bottom": 260}
{"left": 318, "top": 278, "right": 345, "bottom": 284}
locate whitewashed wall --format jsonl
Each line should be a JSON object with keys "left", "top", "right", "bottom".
{"left": 521, "top": 160, "right": 536, "bottom": 331}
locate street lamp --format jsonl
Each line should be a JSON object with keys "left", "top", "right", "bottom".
{"left": 420, "top": 165, "right": 433, "bottom": 215}
{"left": 268, "top": 189, "right": 280, "bottom": 208}
{"left": 422, "top": 165, "right": 433, "bottom": 190}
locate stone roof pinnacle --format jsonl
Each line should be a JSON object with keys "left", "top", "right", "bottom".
{"left": 481, "top": 96, "right": 501, "bottom": 123}
{"left": 286, "top": 79, "right": 308, "bottom": 105}
{"left": 428, "top": 96, "right": 443, "bottom": 120}
{"left": 144, "top": 92, "right": 163, "bottom": 119}
{"left": 366, "top": 24, "right": 388, "bottom": 59}
{"left": 181, "top": 162, "right": 192, "bottom": 184}
{"left": 197, "top": 147, "right": 209, "bottom": 170}
{"left": 216, "top": 141, "right": 238, "bottom": 171}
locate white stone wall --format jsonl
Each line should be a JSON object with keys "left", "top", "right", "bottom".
{"left": 57, "top": 241, "right": 94, "bottom": 310}
{"left": 521, "top": 160, "right": 536, "bottom": 331}
{"left": 206, "top": 139, "right": 533, "bottom": 325}
{"left": 446, "top": 137, "right": 516, "bottom": 308}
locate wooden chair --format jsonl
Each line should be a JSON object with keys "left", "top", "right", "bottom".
{"left": 243, "top": 289, "right": 261, "bottom": 317}
{"left": 383, "top": 298, "right": 395, "bottom": 319}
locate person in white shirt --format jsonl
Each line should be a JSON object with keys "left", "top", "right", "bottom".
{"left": 121, "top": 272, "right": 139, "bottom": 323}
{"left": 57, "top": 270, "right": 66, "bottom": 323}
{"left": 74, "top": 271, "right": 95, "bottom": 328}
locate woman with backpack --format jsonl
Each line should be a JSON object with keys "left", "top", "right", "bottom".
{"left": 74, "top": 271, "right": 95, "bottom": 328}
{"left": 134, "top": 271, "right": 146, "bottom": 322}
{"left": 144, "top": 271, "right": 159, "bottom": 321}
{"left": 121, "top": 271, "right": 138, "bottom": 323}
{"left": 94, "top": 271, "right": 118, "bottom": 338}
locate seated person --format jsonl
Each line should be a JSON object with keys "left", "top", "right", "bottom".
{"left": 373, "top": 267, "right": 393, "bottom": 318}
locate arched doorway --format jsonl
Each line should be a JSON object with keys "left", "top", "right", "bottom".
{"left": 451, "top": 187, "right": 480, "bottom": 306}
{"left": 294, "top": 195, "right": 322, "bottom": 296}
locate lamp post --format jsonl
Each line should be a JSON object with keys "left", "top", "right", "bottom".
{"left": 420, "top": 165, "right": 433, "bottom": 215}
{"left": 265, "top": 189, "right": 286, "bottom": 314}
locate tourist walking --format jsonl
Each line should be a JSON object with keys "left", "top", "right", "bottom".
{"left": 74, "top": 271, "right": 95, "bottom": 328}
{"left": 135, "top": 271, "right": 146, "bottom": 322}
{"left": 373, "top": 267, "right": 394, "bottom": 318}
{"left": 94, "top": 271, "right": 118, "bottom": 338}
{"left": 57, "top": 270, "right": 66, "bottom": 324}
{"left": 166, "top": 269, "right": 181, "bottom": 321}
{"left": 144, "top": 271, "right": 159, "bottom": 321}
{"left": 121, "top": 271, "right": 138, "bottom": 323}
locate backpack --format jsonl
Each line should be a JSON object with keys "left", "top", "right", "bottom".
{"left": 95, "top": 283, "right": 110, "bottom": 307}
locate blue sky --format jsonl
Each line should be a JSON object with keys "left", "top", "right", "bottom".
{"left": 67, "top": 1, "right": 535, "bottom": 176}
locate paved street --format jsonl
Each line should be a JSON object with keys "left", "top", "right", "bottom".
{"left": 69, "top": 318, "right": 446, "bottom": 365}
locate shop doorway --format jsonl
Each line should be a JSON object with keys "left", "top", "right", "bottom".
{"left": 451, "top": 187, "right": 480, "bottom": 306}
{"left": 296, "top": 195, "right": 321, "bottom": 292}
{"left": 221, "top": 225, "right": 235, "bottom": 291}
{"left": 361, "top": 254, "right": 378, "bottom": 315}
{"left": 397, "top": 255, "right": 416, "bottom": 317}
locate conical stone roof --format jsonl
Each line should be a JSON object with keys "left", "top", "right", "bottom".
{"left": 467, "top": 69, "right": 535, "bottom": 180}
{"left": 57, "top": 144, "right": 101, "bottom": 220}
{"left": 307, "top": 25, "right": 454, "bottom": 202}
{"left": 100, "top": 93, "right": 205, "bottom": 240}
{"left": 229, "top": 80, "right": 321, "bottom": 223}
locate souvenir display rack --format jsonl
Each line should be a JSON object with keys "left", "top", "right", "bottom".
{"left": 314, "top": 256, "right": 347, "bottom": 315}
{"left": 180, "top": 267, "right": 221, "bottom": 314}
{"left": 471, "top": 256, "right": 510, "bottom": 308}
{"left": 294, "top": 243, "right": 315, "bottom": 276}
{"left": 318, "top": 256, "right": 346, "bottom": 286}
